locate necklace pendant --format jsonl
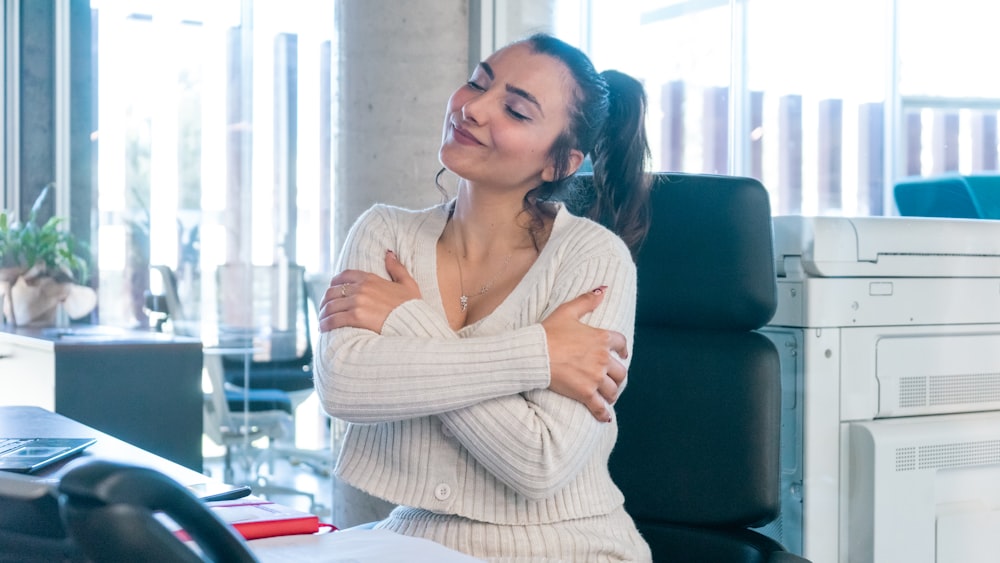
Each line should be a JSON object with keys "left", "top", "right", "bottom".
{"left": 460, "top": 294, "right": 469, "bottom": 312}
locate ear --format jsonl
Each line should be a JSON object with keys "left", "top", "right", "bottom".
{"left": 541, "top": 149, "right": 585, "bottom": 182}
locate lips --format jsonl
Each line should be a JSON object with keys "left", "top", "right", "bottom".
{"left": 451, "top": 122, "right": 483, "bottom": 146}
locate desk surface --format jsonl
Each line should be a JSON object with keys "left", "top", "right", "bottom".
{"left": 2, "top": 406, "right": 483, "bottom": 562}
{"left": 0, "top": 324, "right": 201, "bottom": 349}
{"left": 1, "top": 405, "right": 224, "bottom": 497}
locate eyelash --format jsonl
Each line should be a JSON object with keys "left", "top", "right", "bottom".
{"left": 506, "top": 107, "right": 529, "bottom": 121}
{"left": 465, "top": 81, "right": 530, "bottom": 122}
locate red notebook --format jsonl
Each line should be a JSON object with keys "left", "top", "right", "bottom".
{"left": 207, "top": 499, "right": 321, "bottom": 540}
{"left": 169, "top": 499, "right": 326, "bottom": 541}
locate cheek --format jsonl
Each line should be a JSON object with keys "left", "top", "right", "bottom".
{"left": 441, "top": 91, "right": 463, "bottom": 136}
{"left": 446, "top": 87, "right": 472, "bottom": 115}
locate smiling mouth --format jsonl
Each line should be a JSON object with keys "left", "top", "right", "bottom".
{"left": 451, "top": 123, "right": 483, "bottom": 146}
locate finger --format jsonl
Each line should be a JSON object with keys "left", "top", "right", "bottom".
{"left": 597, "top": 373, "right": 620, "bottom": 405}
{"left": 318, "top": 310, "right": 351, "bottom": 332}
{"left": 588, "top": 395, "right": 613, "bottom": 423}
{"left": 557, "top": 285, "right": 607, "bottom": 320}
{"left": 320, "top": 283, "right": 350, "bottom": 312}
{"left": 384, "top": 250, "right": 412, "bottom": 284}
{"left": 328, "top": 272, "right": 350, "bottom": 288}
{"left": 607, "top": 330, "right": 629, "bottom": 360}
{"left": 606, "top": 357, "right": 627, "bottom": 388}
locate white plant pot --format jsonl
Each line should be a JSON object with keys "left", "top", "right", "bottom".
{"left": 1, "top": 275, "right": 96, "bottom": 327}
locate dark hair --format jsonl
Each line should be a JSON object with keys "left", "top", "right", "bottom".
{"left": 520, "top": 33, "right": 652, "bottom": 259}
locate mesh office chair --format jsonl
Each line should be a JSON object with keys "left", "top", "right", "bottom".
{"left": 601, "top": 173, "right": 809, "bottom": 562}
{"left": 148, "top": 264, "right": 331, "bottom": 490}
{"left": 214, "top": 263, "right": 332, "bottom": 482}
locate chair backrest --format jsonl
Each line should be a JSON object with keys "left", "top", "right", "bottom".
{"left": 216, "top": 263, "right": 311, "bottom": 362}
{"left": 605, "top": 173, "right": 794, "bottom": 562}
{"left": 894, "top": 174, "right": 1000, "bottom": 219}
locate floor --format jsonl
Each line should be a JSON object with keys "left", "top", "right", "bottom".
{"left": 201, "top": 393, "right": 335, "bottom": 521}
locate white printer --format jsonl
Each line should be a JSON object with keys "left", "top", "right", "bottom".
{"left": 760, "top": 215, "right": 1000, "bottom": 563}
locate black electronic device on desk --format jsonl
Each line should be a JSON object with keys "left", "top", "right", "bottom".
{"left": 0, "top": 436, "right": 96, "bottom": 474}
{"left": 0, "top": 407, "right": 260, "bottom": 562}
{"left": 0, "top": 459, "right": 258, "bottom": 563}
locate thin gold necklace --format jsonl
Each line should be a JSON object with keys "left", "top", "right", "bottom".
{"left": 451, "top": 243, "right": 512, "bottom": 313}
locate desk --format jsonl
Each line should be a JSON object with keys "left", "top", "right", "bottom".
{"left": 1, "top": 406, "right": 482, "bottom": 562}
{"left": 0, "top": 326, "right": 203, "bottom": 471}
{"left": 2, "top": 406, "right": 220, "bottom": 496}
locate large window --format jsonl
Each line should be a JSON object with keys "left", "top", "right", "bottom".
{"left": 560, "top": 0, "right": 1000, "bottom": 217}
{"left": 91, "top": 0, "right": 335, "bottom": 330}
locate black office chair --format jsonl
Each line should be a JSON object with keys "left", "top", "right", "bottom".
{"left": 147, "top": 264, "right": 299, "bottom": 460}
{"left": 148, "top": 264, "right": 332, "bottom": 489}
{"left": 215, "top": 263, "right": 315, "bottom": 405}
{"left": 602, "top": 173, "right": 809, "bottom": 562}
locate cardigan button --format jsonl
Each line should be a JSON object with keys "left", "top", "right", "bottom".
{"left": 434, "top": 483, "right": 452, "bottom": 501}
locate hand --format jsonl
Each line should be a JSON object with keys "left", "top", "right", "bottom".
{"left": 318, "top": 250, "right": 421, "bottom": 333}
{"left": 541, "top": 286, "right": 628, "bottom": 422}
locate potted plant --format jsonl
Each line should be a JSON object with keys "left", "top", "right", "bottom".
{"left": 0, "top": 184, "right": 97, "bottom": 327}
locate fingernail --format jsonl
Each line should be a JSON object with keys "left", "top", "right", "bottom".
{"left": 386, "top": 249, "right": 396, "bottom": 257}
{"left": 592, "top": 285, "right": 607, "bottom": 295}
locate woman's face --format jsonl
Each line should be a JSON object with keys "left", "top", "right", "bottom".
{"left": 439, "top": 42, "right": 583, "bottom": 193}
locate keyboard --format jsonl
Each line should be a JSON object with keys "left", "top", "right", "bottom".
{"left": 0, "top": 439, "right": 32, "bottom": 456}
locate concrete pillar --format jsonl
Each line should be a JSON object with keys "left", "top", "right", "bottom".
{"left": 334, "top": 1, "right": 469, "bottom": 259}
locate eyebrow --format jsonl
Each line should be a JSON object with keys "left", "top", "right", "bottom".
{"left": 477, "top": 62, "right": 544, "bottom": 117}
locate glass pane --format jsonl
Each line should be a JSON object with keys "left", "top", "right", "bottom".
{"left": 747, "top": 0, "right": 891, "bottom": 216}
{"left": 588, "top": 0, "right": 734, "bottom": 175}
{"left": 897, "top": 0, "right": 1000, "bottom": 180}
{"left": 573, "top": 1, "right": 996, "bottom": 217}
{"left": 897, "top": 0, "right": 1000, "bottom": 99}
{"left": 91, "top": 0, "right": 335, "bottom": 331}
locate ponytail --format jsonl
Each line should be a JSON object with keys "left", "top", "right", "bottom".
{"left": 589, "top": 70, "right": 652, "bottom": 258}
{"left": 517, "top": 34, "right": 652, "bottom": 260}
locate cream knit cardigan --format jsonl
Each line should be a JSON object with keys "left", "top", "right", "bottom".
{"left": 316, "top": 202, "right": 651, "bottom": 562}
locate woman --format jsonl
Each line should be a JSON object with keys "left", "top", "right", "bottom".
{"left": 316, "top": 33, "right": 653, "bottom": 562}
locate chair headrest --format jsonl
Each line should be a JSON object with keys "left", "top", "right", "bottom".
{"left": 634, "top": 173, "right": 777, "bottom": 330}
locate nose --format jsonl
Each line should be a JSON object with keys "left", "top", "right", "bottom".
{"left": 460, "top": 92, "right": 489, "bottom": 126}
{"left": 461, "top": 102, "right": 479, "bottom": 125}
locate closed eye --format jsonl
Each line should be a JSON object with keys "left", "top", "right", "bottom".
{"left": 506, "top": 106, "right": 529, "bottom": 121}
{"left": 466, "top": 80, "right": 486, "bottom": 92}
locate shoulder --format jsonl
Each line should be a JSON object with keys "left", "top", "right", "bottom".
{"left": 357, "top": 201, "right": 447, "bottom": 224}
{"left": 350, "top": 202, "right": 450, "bottom": 235}
{"left": 550, "top": 206, "right": 633, "bottom": 265}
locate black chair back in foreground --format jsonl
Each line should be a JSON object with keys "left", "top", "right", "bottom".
{"left": 604, "top": 173, "right": 809, "bottom": 562}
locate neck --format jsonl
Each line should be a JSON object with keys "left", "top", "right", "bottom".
{"left": 447, "top": 186, "right": 539, "bottom": 259}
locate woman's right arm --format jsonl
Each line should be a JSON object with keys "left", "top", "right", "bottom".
{"left": 315, "top": 206, "right": 552, "bottom": 422}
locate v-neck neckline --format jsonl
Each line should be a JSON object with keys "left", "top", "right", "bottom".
{"left": 419, "top": 201, "right": 566, "bottom": 334}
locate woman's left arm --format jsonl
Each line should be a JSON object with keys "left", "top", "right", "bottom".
{"left": 438, "top": 248, "right": 637, "bottom": 499}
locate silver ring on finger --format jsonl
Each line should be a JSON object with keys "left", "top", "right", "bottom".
{"left": 340, "top": 284, "right": 348, "bottom": 298}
